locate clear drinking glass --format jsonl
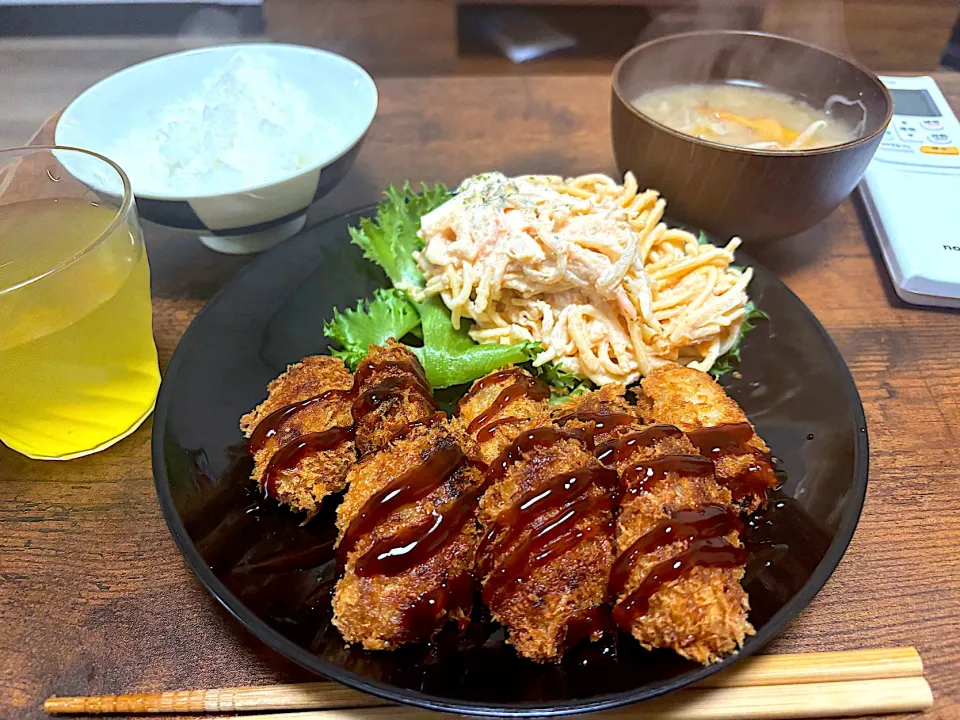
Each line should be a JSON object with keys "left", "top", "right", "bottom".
{"left": 0, "top": 146, "right": 160, "bottom": 460}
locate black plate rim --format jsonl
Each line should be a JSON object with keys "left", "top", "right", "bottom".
{"left": 151, "top": 203, "right": 870, "bottom": 717}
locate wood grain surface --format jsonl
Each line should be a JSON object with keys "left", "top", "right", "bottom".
{"left": 1, "top": 73, "right": 959, "bottom": 720}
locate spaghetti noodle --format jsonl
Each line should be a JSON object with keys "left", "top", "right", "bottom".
{"left": 415, "top": 172, "right": 751, "bottom": 386}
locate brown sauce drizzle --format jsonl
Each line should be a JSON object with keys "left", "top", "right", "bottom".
{"left": 555, "top": 411, "right": 639, "bottom": 448}
{"left": 594, "top": 425, "right": 684, "bottom": 466}
{"left": 401, "top": 572, "right": 476, "bottom": 639}
{"left": 351, "top": 375, "right": 436, "bottom": 420}
{"left": 486, "top": 427, "right": 583, "bottom": 485}
{"left": 354, "top": 358, "right": 429, "bottom": 391}
{"left": 724, "top": 457, "right": 778, "bottom": 501}
{"left": 261, "top": 426, "right": 355, "bottom": 499}
{"left": 687, "top": 422, "right": 754, "bottom": 453}
{"left": 248, "top": 355, "right": 437, "bottom": 497}
{"left": 467, "top": 373, "right": 549, "bottom": 438}
{"left": 476, "top": 466, "right": 619, "bottom": 577}
{"left": 612, "top": 536, "right": 748, "bottom": 628}
{"left": 482, "top": 492, "right": 615, "bottom": 604}
{"left": 248, "top": 389, "right": 353, "bottom": 454}
{"left": 687, "top": 422, "right": 777, "bottom": 500}
{"left": 621, "top": 454, "right": 715, "bottom": 496}
{"left": 458, "top": 368, "right": 528, "bottom": 407}
{"left": 337, "top": 444, "right": 467, "bottom": 568}
{"left": 607, "top": 504, "right": 742, "bottom": 599}
{"left": 382, "top": 412, "right": 446, "bottom": 447}
{"left": 355, "top": 480, "right": 486, "bottom": 578}
{"left": 475, "top": 416, "right": 523, "bottom": 444}
{"left": 563, "top": 606, "right": 613, "bottom": 651}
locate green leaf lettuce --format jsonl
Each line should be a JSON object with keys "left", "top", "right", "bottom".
{"left": 327, "top": 182, "right": 540, "bottom": 388}
{"left": 527, "top": 357, "right": 595, "bottom": 404}
{"left": 347, "top": 182, "right": 450, "bottom": 290}
{"left": 324, "top": 288, "right": 420, "bottom": 369}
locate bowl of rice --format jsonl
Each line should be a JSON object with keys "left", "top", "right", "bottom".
{"left": 55, "top": 43, "right": 377, "bottom": 253}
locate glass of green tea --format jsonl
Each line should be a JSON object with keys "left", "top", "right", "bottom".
{"left": 0, "top": 146, "right": 160, "bottom": 460}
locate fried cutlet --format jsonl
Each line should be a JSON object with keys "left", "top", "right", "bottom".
{"left": 476, "top": 426, "right": 615, "bottom": 663}
{"left": 555, "top": 385, "right": 753, "bottom": 665}
{"left": 552, "top": 383, "right": 638, "bottom": 439}
{"left": 332, "top": 420, "right": 484, "bottom": 649}
{"left": 352, "top": 340, "right": 437, "bottom": 456}
{"left": 454, "top": 367, "right": 552, "bottom": 464}
{"left": 240, "top": 355, "right": 356, "bottom": 516}
{"left": 611, "top": 424, "right": 753, "bottom": 664}
{"left": 638, "top": 364, "right": 777, "bottom": 512}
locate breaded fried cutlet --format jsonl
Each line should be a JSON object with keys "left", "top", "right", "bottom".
{"left": 638, "top": 364, "right": 777, "bottom": 512}
{"left": 551, "top": 383, "right": 643, "bottom": 463}
{"left": 332, "top": 420, "right": 484, "bottom": 649}
{"left": 552, "top": 383, "right": 638, "bottom": 440}
{"left": 605, "top": 425, "right": 753, "bottom": 665}
{"left": 352, "top": 340, "right": 437, "bottom": 456}
{"left": 555, "top": 384, "right": 753, "bottom": 665}
{"left": 240, "top": 355, "right": 356, "bottom": 515}
{"left": 635, "top": 364, "right": 758, "bottom": 436}
{"left": 476, "top": 426, "right": 615, "bottom": 663}
{"left": 454, "top": 367, "right": 551, "bottom": 464}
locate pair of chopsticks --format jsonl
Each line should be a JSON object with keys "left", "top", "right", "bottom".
{"left": 44, "top": 647, "right": 932, "bottom": 719}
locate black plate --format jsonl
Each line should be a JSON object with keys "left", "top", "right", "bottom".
{"left": 152, "top": 205, "right": 869, "bottom": 717}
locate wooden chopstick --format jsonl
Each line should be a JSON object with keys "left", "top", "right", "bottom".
{"left": 220, "top": 678, "right": 934, "bottom": 720}
{"left": 44, "top": 682, "right": 387, "bottom": 715}
{"left": 696, "top": 646, "right": 924, "bottom": 687}
{"left": 224, "top": 678, "right": 934, "bottom": 720}
{"left": 43, "top": 647, "right": 931, "bottom": 717}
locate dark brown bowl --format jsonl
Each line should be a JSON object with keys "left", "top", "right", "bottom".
{"left": 612, "top": 30, "right": 892, "bottom": 242}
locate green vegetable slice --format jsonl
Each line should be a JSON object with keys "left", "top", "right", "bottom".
{"left": 412, "top": 296, "right": 539, "bottom": 389}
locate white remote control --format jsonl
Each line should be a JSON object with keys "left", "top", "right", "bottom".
{"left": 859, "top": 75, "right": 960, "bottom": 308}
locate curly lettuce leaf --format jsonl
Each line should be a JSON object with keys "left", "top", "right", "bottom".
{"left": 531, "top": 359, "right": 581, "bottom": 391}
{"left": 323, "top": 288, "right": 421, "bottom": 370}
{"left": 527, "top": 359, "right": 595, "bottom": 404}
{"left": 709, "top": 300, "right": 769, "bottom": 378}
{"left": 341, "top": 182, "right": 539, "bottom": 388}
{"left": 348, "top": 182, "right": 451, "bottom": 289}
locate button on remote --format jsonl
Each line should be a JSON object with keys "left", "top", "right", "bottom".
{"left": 896, "top": 125, "right": 920, "bottom": 142}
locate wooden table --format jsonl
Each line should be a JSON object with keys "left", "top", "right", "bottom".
{"left": 2, "top": 72, "right": 959, "bottom": 720}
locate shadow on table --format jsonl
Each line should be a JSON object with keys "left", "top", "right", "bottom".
{"left": 142, "top": 164, "right": 386, "bottom": 305}
{"left": 747, "top": 218, "right": 832, "bottom": 277}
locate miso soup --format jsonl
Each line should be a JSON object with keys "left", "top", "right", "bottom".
{"left": 633, "top": 83, "right": 857, "bottom": 150}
